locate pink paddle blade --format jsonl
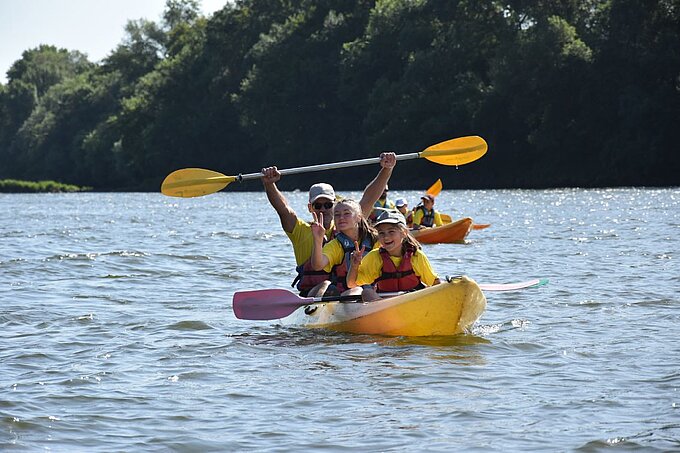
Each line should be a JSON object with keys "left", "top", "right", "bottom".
{"left": 233, "top": 289, "right": 308, "bottom": 320}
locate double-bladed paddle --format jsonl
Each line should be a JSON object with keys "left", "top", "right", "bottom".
{"left": 440, "top": 213, "right": 490, "bottom": 230}
{"left": 161, "top": 136, "right": 487, "bottom": 198}
{"left": 233, "top": 278, "right": 549, "bottom": 321}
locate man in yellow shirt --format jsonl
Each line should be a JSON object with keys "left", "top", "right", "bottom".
{"left": 261, "top": 153, "right": 396, "bottom": 295}
{"left": 369, "top": 184, "right": 396, "bottom": 222}
{"left": 412, "top": 194, "right": 444, "bottom": 229}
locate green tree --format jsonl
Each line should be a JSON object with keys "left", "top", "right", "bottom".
{"left": 6, "top": 45, "right": 91, "bottom": 98}
{"left": 230, "top": 0, "right": 372, "bottom": 175}
{"left": 483, "top": 13, "right": 594, "bottom": 186}
{"left": 9, "top": 71, "right": 120, "bottom": 185}
{"left": 586, "top": 0, "right": 680, "bottom": 186}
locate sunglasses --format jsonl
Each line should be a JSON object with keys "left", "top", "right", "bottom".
{"left": 313, "top": 201, "right": 334, "bottom": 210}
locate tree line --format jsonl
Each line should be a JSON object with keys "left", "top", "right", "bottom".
{"left": 0, "top": 0, "right": 678, "bottom": 192}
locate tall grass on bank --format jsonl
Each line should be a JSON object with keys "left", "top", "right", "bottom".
{"left": 0, "top": 179, "right": 90, "bottom": 193}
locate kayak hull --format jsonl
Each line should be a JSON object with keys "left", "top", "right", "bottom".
{"left": 287, "top": 276, "right": 486, "bottom": 337}
{"left": 411, "top": 217, "right": 473, "bottom": 244}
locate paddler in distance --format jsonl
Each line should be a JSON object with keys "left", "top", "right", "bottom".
{"left": 394, "top": 197, "right": 413, "bottom": 228}
{"left": 369, "top": 184, "right": 396, "bottom": 222}
{"left": 261, "top": 152, "right": 396, "bottom": 296}
{"left": 412, "top": 193, "right": 444, "bottom": 229}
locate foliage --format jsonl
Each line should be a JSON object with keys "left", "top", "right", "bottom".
{"left": 0, "top": 0, "right": 678, "bottom": 190}
{"left": 0, "top": 179, "right": 89, "bottom": 193}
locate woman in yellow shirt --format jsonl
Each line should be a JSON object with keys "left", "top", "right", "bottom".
{"left": 310, "top": 199, "right": 378, "bottom": 296}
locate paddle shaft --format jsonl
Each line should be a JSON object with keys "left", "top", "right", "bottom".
{"left": 302, "top": 280, "right": 546, "bottom": 305}
{"left": 234, "top": 153, "right": 422, "bottom": 183}
{"left": 304, "top": 291, "right": 402, "bottom": 304}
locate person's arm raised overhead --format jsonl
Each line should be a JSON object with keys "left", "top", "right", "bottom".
{"left": 261, "top": 166, "right": 297, "bottom": 234}
{"left": 359, "top": 152, "right": 396, "bottom": 218}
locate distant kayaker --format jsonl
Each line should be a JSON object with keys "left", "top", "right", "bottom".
{"left": 261, "top": 152, "right": 396, "bottom": 296}
{"left": 346, "top": 210, "right": 440, "bottom": 301}
{"left": 369, "top": 185, "right": 396, "bottom": 222}
{"left": 310, "top": 198, "right": 378, "bottom": 297}
{"left": 394, "top": 198, "right": 413, "bottom": 229}
{"left": 412, "top": 194, "right": 444, "bottom": 229}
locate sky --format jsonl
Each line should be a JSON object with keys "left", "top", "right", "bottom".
{"left": 0, "top": 0, "right": 227, "bottom": 84}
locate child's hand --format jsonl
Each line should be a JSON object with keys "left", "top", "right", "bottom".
{"left": 350, "top": 240, "right": 366, "bottom": 266}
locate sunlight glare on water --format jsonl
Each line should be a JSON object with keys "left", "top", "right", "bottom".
{"left": 1, "top": 188, "right": 679, "bottom": 451}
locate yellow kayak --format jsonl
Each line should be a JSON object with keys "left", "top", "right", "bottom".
{"left": 286, "top": 276, "right": 486, "bottom": 336}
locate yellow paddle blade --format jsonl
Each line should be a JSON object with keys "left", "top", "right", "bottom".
{"left": 426, "top": 179, "right": 443, "bottom": 197}
{"left": 420, "top": 136, "right": 487, "bottom": 166}
{"left": 441, "top": 213, "right": 452, "bottom": 224}
{"left": 161, "top": 168, "right": 237, "bottom": 198}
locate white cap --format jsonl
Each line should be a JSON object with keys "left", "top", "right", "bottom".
{"left": 309, "top": 183, "right": 335, "bottom": 203}
{"left": 374, "top": 210, "right": 407, "bottom": 227}
{"left": 395, "top": 198, "right": 407, "bottom": 207}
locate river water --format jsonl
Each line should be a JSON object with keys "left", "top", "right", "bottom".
{"left": 1, "top": 188, "right": 678, "bottom": 451}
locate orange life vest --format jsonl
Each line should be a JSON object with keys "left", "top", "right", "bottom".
{"left": 375, "top": 246, "right": 423, "bottom": 292}
{"left": 291, "top": 230, "right": 335, "bottom": 295}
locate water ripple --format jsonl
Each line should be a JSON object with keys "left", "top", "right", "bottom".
{"left": 0, "top": 189, "right": 678, "bottom": 451}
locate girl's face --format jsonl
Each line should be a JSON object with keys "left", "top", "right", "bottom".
{"left": 333, "top": 202, "right": 359, "bottom": 232}
{"left": 377, "top": 223, "right": 407, "bottom": 255}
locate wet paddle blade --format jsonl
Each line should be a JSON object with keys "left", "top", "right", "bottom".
{"left": 441, "top": 214, "right": 489, "bottom": 229}
{"left": 420, "top": 136, "right": 487, "bottom": 166}
{"left": 161, "top": 168, "right": 237, "bottom": 198}
{"left": 479, "top": 278, "right": 549, "bottom": 292}
{"left": 233, "top": 289, "right": 309, "bottom": 320}
{"left": 233, "top": 288, "right": 390, "bottom": 321}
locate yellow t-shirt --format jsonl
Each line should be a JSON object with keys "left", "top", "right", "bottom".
{"left": 321, "top": 238, "right": 379, "bottom": 273}
{"left": 370, "top": 199, "right": 396, "bottom": 221}
{"left": 285, "top": 217, "right": 334, "bottom": 266}
{"left": 354, "top": 248, "right": 438, "bottom": 286}
{"left": 412, "top": 208, "right": 444, "bottom": 227}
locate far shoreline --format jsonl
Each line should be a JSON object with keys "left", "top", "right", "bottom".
{"left": 0, "top": 179, "right": 90, "bottom": 193}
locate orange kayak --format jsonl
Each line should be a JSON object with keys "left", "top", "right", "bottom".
{"left": 411, "top": 217, "right": 473, "bottom": 244}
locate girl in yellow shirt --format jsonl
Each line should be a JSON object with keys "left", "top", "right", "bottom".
{"left": 347, "top": 210, "right": 440, "bottom": 301}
